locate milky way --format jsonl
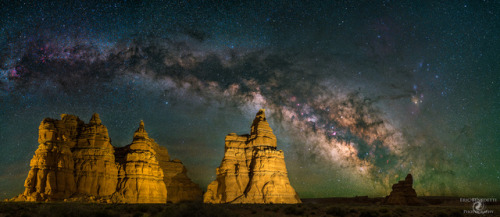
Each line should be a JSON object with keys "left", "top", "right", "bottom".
{"left": 1, "top": 1, "right": 499, "bottom": 199}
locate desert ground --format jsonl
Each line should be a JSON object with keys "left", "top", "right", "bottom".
{"left": 1, "top": 197, "right": 498, "bottom": 217}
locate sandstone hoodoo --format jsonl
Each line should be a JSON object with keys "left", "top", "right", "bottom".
{"left": 383, "top": 174, "right": 421, "bottom": 205}
{"left": 13, "top": 114, "right": 202, "bottom": 203}
{"left": 204, "top": 109, "right": 301, "bottom": 204}
{"left": 113, "top": 120, "right": 168, "bottom": 203}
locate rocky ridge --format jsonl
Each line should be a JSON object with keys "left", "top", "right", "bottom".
{"left": 14, "top": 114, "right": 202, "bottom": 203}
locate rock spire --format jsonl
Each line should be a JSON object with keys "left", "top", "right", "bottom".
{"left": 204, "top": 109, "right": 301, "bottom": 204}
{"left": 383, "top": 174, "right": 421, "bottom": 205}
{"left": 14, "top": 114, "right": 202, "bottom": 203}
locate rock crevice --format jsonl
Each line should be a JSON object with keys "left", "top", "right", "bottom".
{"left": 204, "top": 109, "right": 301, "bottom": 204}
{"left": 14, "top": 114, "right": 202, "bottom": 203}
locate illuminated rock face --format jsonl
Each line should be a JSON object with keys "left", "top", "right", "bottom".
{"left": 204, "top": 109, "right": 301, "bottom": 204}
{"left": 19, "top": 114, "right": 82, "bottom": 202}
{"left": 73, "top": 114, "right": 118, "bottom": 198}
{"left": 383, "top": 174, "right": 420, "bottom": 205}
{"left": 113, "top": 121, "right": 167, "bottom": 203}
{"left": 14, "top": 114, "right": 201, "bottom": 203}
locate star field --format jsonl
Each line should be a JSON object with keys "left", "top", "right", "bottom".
{"left": 0, "top": 0, "right": 499, "bottom": 199}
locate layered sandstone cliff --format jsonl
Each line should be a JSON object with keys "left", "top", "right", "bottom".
{"left": 113, "top": 121, "right": 168, "bottom": 203}
{"left": 204, "top": 109, "right": 301, "bottom": 204}
{"left": 73, "top": 114, "right": 118, "bottom": 198}
{"left": 160, "top": 159, "right": 204, "bottom": 203}
{"left": 19, "top": 114, "right": 82, "bottom": 201}
{"left": 383, "top": 174, "right": 421, "bottom": 205}
{"left": 13, "top": 114, "right": 201, "bottom": 203}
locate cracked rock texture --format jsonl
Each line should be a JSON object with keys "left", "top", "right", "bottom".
{"left": 204, "top": 109, "right": 301, "bottom": 204}
{"left": 13, "top": 114, "right": 201, "bottom": 203}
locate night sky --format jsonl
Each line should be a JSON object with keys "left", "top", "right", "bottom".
{"left": 1, "top": 1, "right": 499, "bottom": 199}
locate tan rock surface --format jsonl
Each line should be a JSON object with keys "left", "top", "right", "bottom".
{"left": 383, "top": 174, "right": 421, "bottom": 205}
{"left": 15, "top": 114, "right": 82, "bottom": 202}
{"left": 14, "top": 114, "right": 201, "bottom": 203}
{"left": 73, "top": 113, "right": 118, "bottom": 197}
{"left": 160, "top": 160, "right": 203, "bottom": 203}
{"left": 114, "top": 121, "right": 167, "bottom": 203}
{"left": 204, "top": 109, "right": 301, "bottom": 204}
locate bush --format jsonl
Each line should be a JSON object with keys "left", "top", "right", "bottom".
{"left": 93, "top": 210, "right": 119, "bottom": 217}
{"left": 435, "top": 212, "right": 448, "bottom": 217}
{"left": 395, "top": 208, "right": 405, "bottom": 214}
{"left": 283, "top": 206, "right": 305, "bottom": 215}
{"left": 360, "top": 210, "right": 379, "bottom": 217}
{"left": 133, "top": 212, "right": 144, "bottom": 217}
{"left": 272, "top": 206, "right": 280, "bottom": 212}
{"left": 326, "top": 206, "right": 347, "bottom": 217}
{"left": 138, "top": 204, "right": 149, "bottom": 213}
{"left": 155, "top": 202, "right": 233, "bottom": 217}
{"left": 449, "top": 211, "right": 463, "bottom": 217}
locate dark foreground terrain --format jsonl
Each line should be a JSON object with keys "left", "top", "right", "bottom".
{"left": 0, "top": 197, "right": 498, "bottom": 217}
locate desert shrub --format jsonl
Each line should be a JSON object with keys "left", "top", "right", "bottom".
{"left": 360, "top": 210, "right": 379, "bottom": 217}
{"left": 448, "top": 211, "right": 463, "bottom": 217}
{"left": 272, "top": 206, "right": 280, "bottom": 212}
{"left": 177, "top": 202, "right": 205, "bottom": 217}
{"left": 435, "top": 212, "right": 448, "bottom": 217}
{"left": 326, "top": 206, "right": 347, "bottom": 217}
{"left": 147, "top": 205, "right": 163, "bottom": 215}
{"left": 283, "top": 205, "right": 305, "bottom": 215}
{"left": 41, "top": 203, "right": 113, "bottom": 217}
{"left": 124, "top": 204, "right": 137, "bottom": 213}
{"left": 0, "top": 203, "right": 21, "bottom": 214}
{"left": 92, "top": 210, "right": 119, "bottom": 217}
{"left": 395, "top": 208, "right": 405, "bottom": 214}
{"left": 137, "top": 204, "right": 150, "bottom": 213}
{"left": 19, "top": 211, "right": 33, "bottom": 217}
{"left": 133, "top": 212, "right": 145, "bottom": 217}
{"left": 155, "top": 203, "right": 234, "bottom": 217}
{"left": 155, "top": 205, "right": 180, "bottom": 217}
{"left": 309, "top": 203, "right": 318, "bottom": 210}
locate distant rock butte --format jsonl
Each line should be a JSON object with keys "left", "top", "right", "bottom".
{"left": 204, "top": 109, "right": 301, "bottom": 204}
{"left": 13, "top": 114, "right": 202, "bottom": 203}
{"left": 383, "top": 174, "right": 421, "bottom": 205}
